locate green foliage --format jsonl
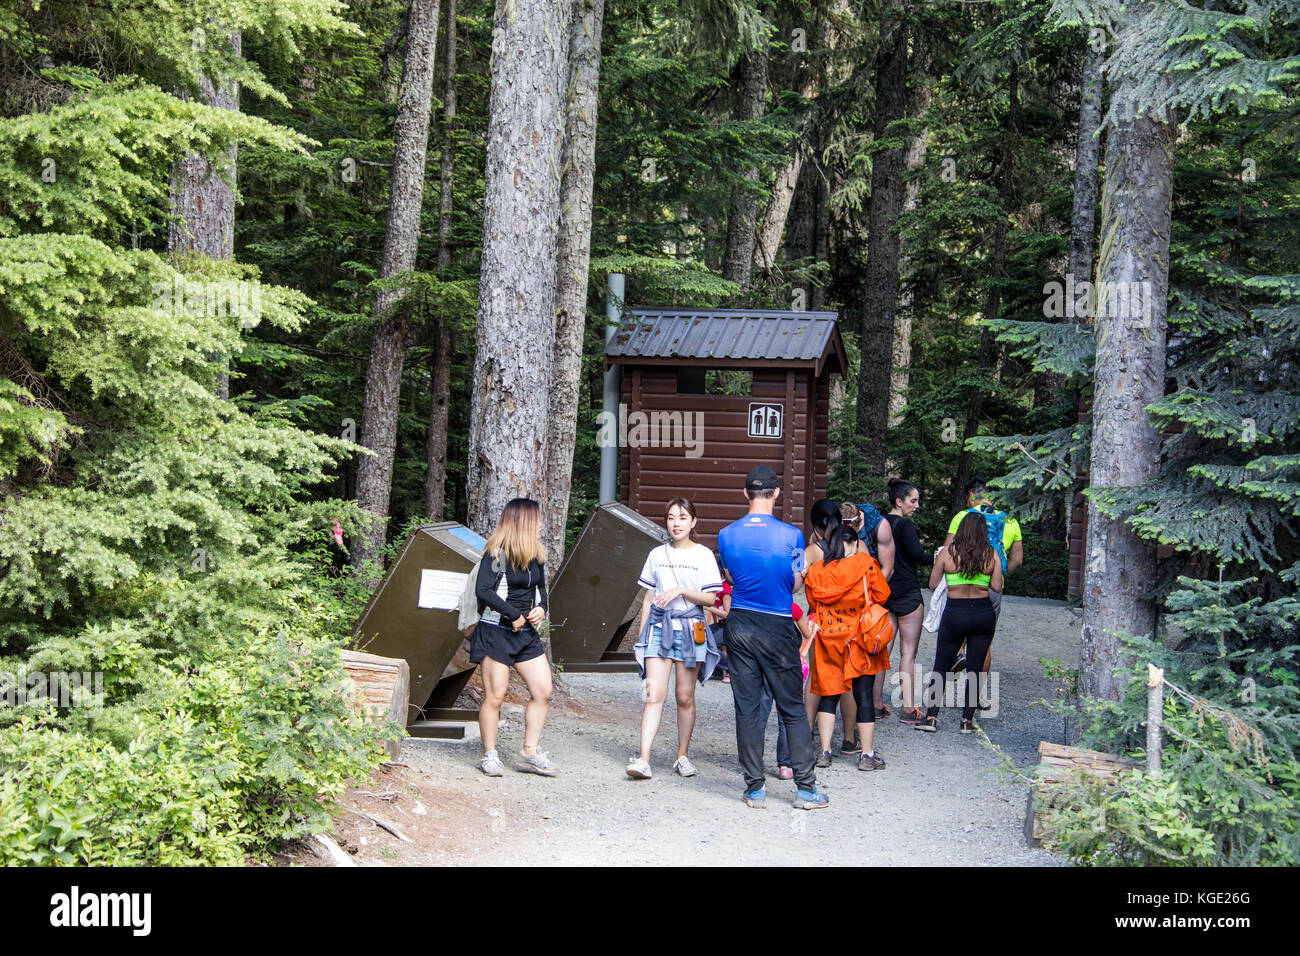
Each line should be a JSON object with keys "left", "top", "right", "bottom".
{"left": 1034, "top": 622, "right": 1300, "bottom": 866}
{"left": 0, "top": 616, "right": 386, "bottom": 866}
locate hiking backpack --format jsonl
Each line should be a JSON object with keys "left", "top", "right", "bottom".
{"left": 967, "top": 507, "right": 1008, "bottom": 573}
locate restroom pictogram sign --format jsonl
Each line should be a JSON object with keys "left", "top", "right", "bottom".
{"left": 748, "top": 402, "right": 783, "bottom": 439}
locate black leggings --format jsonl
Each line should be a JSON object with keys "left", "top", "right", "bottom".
{"left": 816, "top": 674, "right": 877, "bottom": 722}
{"left": 928, "top": 597, "right": 996, "bottom": 720}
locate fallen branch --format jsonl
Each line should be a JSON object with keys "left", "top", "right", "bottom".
{"left": 347, "top": 808, "right": 413, "bottom": 844}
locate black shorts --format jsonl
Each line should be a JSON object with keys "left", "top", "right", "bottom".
{"left": 885, "top": 590, "right": 923, "bottom": 616}
{"left": 469, "top": 620, "right": 545, "bottom": 666}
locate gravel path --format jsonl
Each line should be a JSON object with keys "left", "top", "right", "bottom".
{"left": 398, "top": 593, "right": 1078, "bottom": 866}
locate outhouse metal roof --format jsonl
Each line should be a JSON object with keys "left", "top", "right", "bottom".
{"left": 606, "top": 308, "right": 846, "bottom": 377}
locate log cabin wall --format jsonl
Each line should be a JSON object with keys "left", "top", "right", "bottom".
{"left": 619, "top": 366, "right": 819, "bottom": 547}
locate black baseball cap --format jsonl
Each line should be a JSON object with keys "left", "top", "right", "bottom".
{"left": 745, "top": 465, "right": 781, "bottom": 491}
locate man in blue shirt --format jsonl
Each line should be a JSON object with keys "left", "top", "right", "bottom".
{"left": 717, "top": 466, "right": 828, "bottom": 810}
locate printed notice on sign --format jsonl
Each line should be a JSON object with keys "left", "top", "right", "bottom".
{"left": 417, "top": 569, "right": 466, "bottom": 609}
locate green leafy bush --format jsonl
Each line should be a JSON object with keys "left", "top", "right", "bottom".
{"left": 0, "top": 617, "right": 388, "bottom": 866}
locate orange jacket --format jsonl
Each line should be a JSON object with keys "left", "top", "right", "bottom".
{"left": 804, "top": 552, "right": 892, "bottom": 676}
{"left": 804, "top": 551, "right": 890, "bottom": 628}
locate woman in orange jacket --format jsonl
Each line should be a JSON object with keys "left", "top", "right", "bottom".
{"left": 802, "top": 525, "right": 892, "bottom": 771}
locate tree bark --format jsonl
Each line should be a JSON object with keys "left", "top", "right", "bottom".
{"left": 951, "top": 63, "right": 1019, "bottom": 512}
{"left": 722, "top": 38, "right": 770, "bottom": 289}
{"left": 424, "top": 0, "right": 458, "bottom": 521}
{"left": 854, "top": 4, "right": 907, "bottom": 474}
{"left": 888, "top": 43, "right": 933, "bottom": 430}
{"left": 424, "top": 318, "right": 452, "bottom": 520}
{"left": 466, "top": 0, "right": 573, "bottom": 538}
{"left": 543, "top": 0, "right": 605, "bottom": 568}
{"left": 354, "top": 0, "right": 442, "bottom": 572}
{"left": 1043, "top": 40, "right": 1105, "bottom": 548}
{"left": 169, "top": 30, "right": 240, "bottom": 400}
{"left": 1079, "top": 85, "right": 1176, "bottom": 703}
{"left": 436, "top": 0, "right": 458, "bottom": 269}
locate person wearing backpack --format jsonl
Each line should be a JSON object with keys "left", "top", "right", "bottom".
{"left": 469, "top": 498, "right": 556, "bottom": 778}
{"left": 839, "top": 500, "right": 897, "bottom": 721}
{"left": 916, "top": 511, "right": 1003, "bottom": 734}
{"left": 943, "top": 478, "right": 1023, "bottom": 618}
{"left": 803, "top": 525, "right": 892, "bottom": 771}
{"left": 625, "top": 498, "right": 724, "bottom": 780}
{"left": 943, "top": 478, "right": 1023, "bottom": 680}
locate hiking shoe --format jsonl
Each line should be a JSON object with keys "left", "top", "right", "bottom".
{"left": 480, "top": 749, "right": 504, "bottom": 777}
{"left": 777, "top": 766, "right": 794, "bottom": 780}
{"left": 858, "top": 751, "right": 886, "bottom": 771}
{"left": 961, "top": 718, "right": 978, "bottom": 735}
{"left": 518, "top": 750, "right": 557, "bottom": 776}
{"left": 876, "top": 704, "right": 891, "bottom": 719}
{"left": 743, "top": 788, "right": 768, "bottom": 809}
{"left": 840, "top": 737, "right": 861, "bottom": 754}
{"left": 815, "top": 750, "right": 833, "bottom": 768}
{"left": 673, "top": 755, "right": 697, "bottom": 777}
{"left": 626, "top": 757, "right": 652, "bottom": 779}
{"left": 899, "top": 706, "right": 926, "bottom": 725}
{"left": 915, "top": 715, "right": 938, "bottom": 733}
{"left": 793, "top": 788, "right": 830, "bottom": 810}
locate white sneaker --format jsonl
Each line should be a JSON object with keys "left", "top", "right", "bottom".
{"left": 518, "top": 750, "right": 558, "bottom": 776}
{"left": 626, "top": 757, "right": 652, "bottom": 779}
{"left": 673, "top": 755, "right": 697, "bottom": 777}
{"left": 480, "top": 749, "right": 504, "bottom": 776}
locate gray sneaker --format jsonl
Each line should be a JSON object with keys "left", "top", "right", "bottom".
{"left": 857, "top": 751, "right": 886, "bottom": 771}
{"left": 480, "top": 749, "right": 504, "bottom": 777}
{"left": 518, "top": 750, "right": 557, "bottom": 776}
{"left": 815, "top": 750, "right": 833, "bottom": 769}
{"left": 673, "top": 755, "right": 697, "bottom": 777}
{"left": 626, "top": 757, "right": 652, "bottom": 779}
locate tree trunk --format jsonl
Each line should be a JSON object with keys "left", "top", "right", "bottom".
{"left": 753, "top": 145, "right": 805, "bottom": 274}
{"left": 722, "top": 40, "right": 770, "bottom": 289}
{"left": 888, "top": 44, "right": 933, "bottom": 430}
{"left": 169, "top": 30, "right": 240, "bottom": 400}
{"left": 1043, "top": 40, "right": 1105, "bottom": 548}
{"left": 353, "top": 0, "right": 442, "bottom": 573}
{"left": 424, "top": 318, "right": 452, "bottom": 520}
{"left": 542, "top": 0, "right": 604, "bottom": 568}
{"left": 424, "top": 0, "right": 458, "bottom": 520}
{"left": 466, "top": 0, "right": 573, "bottom": 538}
{"left": 951, "top": 63, "right": 1019, "bottom": 511}
{"left": 1079, "top": 84, "right": 1176, "bottom": 703}
{"left": 1069, "top": 43, "right": 1104, "bottom": 305}
{"left": 854, "top": 5, "right": 907, "bottom": 475}
{"left": 436, "top": 0, "right": 458, "bottom": 269}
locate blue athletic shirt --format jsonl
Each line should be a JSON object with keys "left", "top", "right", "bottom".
{"left": 717, "top": 512, "right": 805, "bottom": 617}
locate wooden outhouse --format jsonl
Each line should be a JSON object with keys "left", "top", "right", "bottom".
{"left": 605, "top": 308, "right": 847, "bottom": 545}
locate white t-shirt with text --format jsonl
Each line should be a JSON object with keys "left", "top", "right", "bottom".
{"left": 637, "top": 543, "right": 725, "bottom": 627}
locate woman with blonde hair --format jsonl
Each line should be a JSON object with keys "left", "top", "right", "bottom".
{"left": 471, "top": 498, "right": 556, "bottom": 777}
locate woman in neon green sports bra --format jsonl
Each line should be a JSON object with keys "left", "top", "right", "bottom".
{"left": 917, "top": 512, "right": 1003, "bottom": 734}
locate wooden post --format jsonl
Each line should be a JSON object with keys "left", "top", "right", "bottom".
{"left": 1146, "top": 662, "right": 1163, "bottom": 775}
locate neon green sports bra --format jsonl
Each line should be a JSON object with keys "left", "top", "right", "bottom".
{"left": 945, "top": 570, "right": 991, "bottom": 588}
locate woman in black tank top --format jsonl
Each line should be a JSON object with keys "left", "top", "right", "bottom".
{"left": 884, "top": 479, "right": 932, "bottom": 724}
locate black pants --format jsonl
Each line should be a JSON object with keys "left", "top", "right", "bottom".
{"left": 928, "top": 597, "right": 996, "bottom": 720}
{"left": 724, "top": 608, "right": 817, "bottom": 793}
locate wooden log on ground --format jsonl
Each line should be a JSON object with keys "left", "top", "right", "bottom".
{"left": 1024, "top": 741, "right": 1138, "bottom": 848}
{"left": 341, "top": 649, "right": 410, "bottom": 760}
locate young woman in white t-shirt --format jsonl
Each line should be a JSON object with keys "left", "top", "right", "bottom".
{"left": 626, "top": 497, "right": 724, "bottom": 780}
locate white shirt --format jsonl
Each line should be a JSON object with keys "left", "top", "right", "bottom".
{"left": 637, "top": 543, "right": 725, "bottom": 623}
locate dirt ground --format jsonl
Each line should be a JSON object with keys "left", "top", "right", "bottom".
{"left": 278, "top": 593, "right": 1079, "bottom": 867}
